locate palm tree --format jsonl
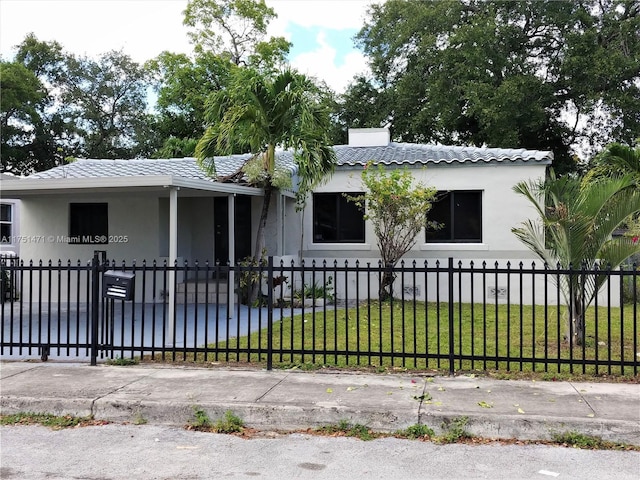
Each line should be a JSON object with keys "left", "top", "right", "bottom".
{"left": 584, "top": 143, "right": 640, "bottom": 239}
{"left": 195, "top": 67, "right": 336, "bottom": 301}
{"left": 585, "top": 143, "right": 640, "bottom": 180}
{"left": 512, "top": 171, "right": 640, "bottom": 346}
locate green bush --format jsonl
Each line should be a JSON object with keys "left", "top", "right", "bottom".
{"left": 294, "top": 276, "right": 334, "bottom": 302}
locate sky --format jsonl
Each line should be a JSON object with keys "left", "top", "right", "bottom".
{"left": 0, "top": 0, "right": 380, "bottom": 93}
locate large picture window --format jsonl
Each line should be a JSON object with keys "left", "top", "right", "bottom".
{"left": 426, "top": 191, "right": 482, "bottom": 243}
{"left": 313, "top": 193, "right": 365, "bottom": 243}
{"left": 0, "top": 203, "right": 13, "bottom": 244}
{"left": 69, "top": 203, "right": 108, "bottom": 244}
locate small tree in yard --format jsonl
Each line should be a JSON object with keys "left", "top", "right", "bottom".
{"left": 512, "top": 171, "right": 640, "bottom": 347}
{"left": 348, "top": 163, "right": 438, "bottom": 301}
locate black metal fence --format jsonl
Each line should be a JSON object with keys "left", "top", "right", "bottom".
{"left": 1, "top": 254, "right": 638, "bottom": 376}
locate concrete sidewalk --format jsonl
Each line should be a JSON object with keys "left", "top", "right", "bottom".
{"left": 1, "top": 362, "right": 639, "bottom": 445}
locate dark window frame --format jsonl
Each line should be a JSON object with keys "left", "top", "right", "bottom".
{"left": 0, "top": 203, "right": 13, "bottom": 244}
{"left": 426, "top": 190, "right": 483, "bottom": 243}
{"left": 69, "top": 203, "right": 108, "bottom": 244}
{"left": 313, "top": 192, "right": 365, "bottom": 243}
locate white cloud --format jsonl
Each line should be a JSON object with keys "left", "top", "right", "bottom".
{"left": 0, "top": 0, "right": 380, "bottom": 92}
{"left": 267, "top": 0, "right": 377, "bottom": 34}
{"left": 290, "top": 31, "right": 368, "bottom": 93}
{"left": 267, "top": 0, "right": 381, "bottom": 92}
{"left": 0, "top": 0, "right": 191, "bottom": 63}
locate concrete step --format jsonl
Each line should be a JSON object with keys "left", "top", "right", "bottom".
{"left": 176, "top": 291, "right": 237, "bottom": 305}
{"left": 175, "top": 281, "right": 234, "bottom": 304}
{"left": 176, "top": 281, "right": 230, "bottom": 294}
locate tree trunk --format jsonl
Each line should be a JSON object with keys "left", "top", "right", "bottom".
{"left": 566, "top": 295, "right": 585, "bottom": 347}
{"left": 379, "top": 263, "right": 396, "bottom": 302}
{"left": 248, "top": 184, "right": 274, "bottom": 304}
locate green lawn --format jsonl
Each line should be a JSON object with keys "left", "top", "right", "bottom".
{"left": 183, "top": 300, "right": 638, "bottom": 377}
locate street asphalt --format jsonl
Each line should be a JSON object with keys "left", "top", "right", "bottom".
{"left": 1, "top": 361, "right": 639, "bottom": 446}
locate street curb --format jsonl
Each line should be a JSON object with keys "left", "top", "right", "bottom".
{"left": 3, "top": 394, "right": 639, "bottom": 446}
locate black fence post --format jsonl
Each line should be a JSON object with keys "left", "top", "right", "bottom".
{"left": 90, "top": 251, "right": 100, "bottom": 366}
{"left": 448, "top": 257, "right": 455, "bottom": 375}
{"left": 267, "top": 256, "right": 274, "bottom": 371}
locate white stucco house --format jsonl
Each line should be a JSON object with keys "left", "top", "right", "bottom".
{"left": 1, "top": 128, "right": 556, "bottom": 305}
{"left": 304, "top": 128, "right": 551, "bottom": 265}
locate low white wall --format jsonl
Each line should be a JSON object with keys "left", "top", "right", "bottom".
{"left": 269, "top": 257, "right": 624, "bottom": 308}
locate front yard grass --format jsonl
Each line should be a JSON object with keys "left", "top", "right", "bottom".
{"left": 146, "top": 300, "right": 638, "bottom": 378}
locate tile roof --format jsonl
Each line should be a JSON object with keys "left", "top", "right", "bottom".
{"left": 333, "top": 143, "right": 553, "bottom": 166}
{"left": 27, "top": 143, "right": 551, "bottom": 181}
{"left": 28, "top": 156, "right": 253, "bottom": 180}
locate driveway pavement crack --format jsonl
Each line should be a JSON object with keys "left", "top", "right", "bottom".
{"left": 89, "top": 373, "right": 154, "bottom": 417}
{"left": 0, "top": 365, "right": 42, "bottom": 379}
{"left": 416, "top": 380, "right": 429, "bottom": 424}
{"left": 570, "top": 382, "right": 596, "bottom": 415}
{"left": 254, "top": 373, "right": 291, "bottom": 403}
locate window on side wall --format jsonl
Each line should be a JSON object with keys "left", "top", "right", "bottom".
{"left": 313, "top": 192, "right": 365, "bottom": 243}
{"left": 426, "top": 191, "right": 482, "bottom": 243}
{"left": 69, "top": 203, "right": 108, "bottom": 244}
{"left": 0, "top": 203, "right": 12, "bottom": 243}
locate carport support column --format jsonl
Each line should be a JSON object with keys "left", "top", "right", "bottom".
{"left": 276, "top": 193, "right": 283, "bottom": 256}
{"left": 228, "top": 193, "right": 235, "bottom": 319}
{"left": 168, "top": 187, "right": 178, "bottom": 346}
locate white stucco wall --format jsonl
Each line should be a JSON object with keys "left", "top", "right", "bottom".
{"left": 295, "top": 161, "right": 621, "bottom": 307}
{"left": 19, "top": 193, "right": 161, "bottom": 264}
{"left": 11, "top": 190, "right": 287, "bottom": 303}
{"left": 303, "top": 162, "right": 546, "bottom": 261}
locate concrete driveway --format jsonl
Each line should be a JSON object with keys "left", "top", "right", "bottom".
{"left": 1, "top": 301, "right": 299, "bottom": 362}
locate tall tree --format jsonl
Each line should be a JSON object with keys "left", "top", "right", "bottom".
{"left": 58, "top": 50, "right": 151, "bottom": 159}
{"left": 183, "top": 0, "right": 290, "bottom": 68}
{"left": 1, "top": 35, "right": 74, "bottom": 174}
{"left": 195, "top": 67, "right": 336, "bottom": 299}
{"left": 348, "top": 0, "right": 640, "bottom": 173}
{"left": 512, "top": 172, "right": 640, "bottom": 346}
{"left": 0, "top": 61, "right": 48, "bottom": 174}
{"left": 147, "top": 51, "right": 232, "bottom": 157}
{"left": 10, "top": 34, "right": 154, "bottom": 162}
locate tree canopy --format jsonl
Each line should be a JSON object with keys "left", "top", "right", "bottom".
{"left": 1, "top": 34, "right": 154, "bottom": 174}
{"left": 3, "top": 0, "right": 639, "bottom": 175}
{"left": 0, "top": 60, "right": 49, "bottom": 174}
{"left": 196, "top": 67, "right": 336, "bottom": 254}
{"left": 147, "top": 51, "right": 232, "bottom": 158}
{"left": 183, "top": 0, "right": 290, "bottom": 68}
{"left": 346, "top": 0, "right": 640, "bottom": 173}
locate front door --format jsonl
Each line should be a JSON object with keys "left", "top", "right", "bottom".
{"left": 214, "top": 196, "right": 252, "bottom": 265}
